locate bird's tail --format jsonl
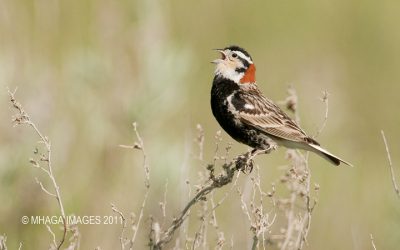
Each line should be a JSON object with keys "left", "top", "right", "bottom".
{"left": 307, "top": 144, "right": 353, "bottom": 167}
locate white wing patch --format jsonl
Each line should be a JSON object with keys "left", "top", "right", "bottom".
{"left": 226, "top": 92, "right": 237, "bottom": 114}
{"left": 226, "top": 91, "right": 243, "bottom": 126}
{"left": 244, "top": 103, "right": 255, "bottom": 110}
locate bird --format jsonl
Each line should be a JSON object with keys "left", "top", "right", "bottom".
{"left": 210, "top": 45, "right": 352, "bottom": 166}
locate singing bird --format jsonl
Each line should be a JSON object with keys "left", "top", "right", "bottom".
{"left": 210, "top": 45, "right": 351, "bottom": 166}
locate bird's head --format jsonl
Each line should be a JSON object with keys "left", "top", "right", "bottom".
{"left": 212, "top": 45, "right": 256, "bottom": 84}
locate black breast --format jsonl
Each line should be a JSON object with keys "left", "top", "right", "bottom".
{"left": 210, "top": 76, "right": 271, "bottom": 149}
{"left": 210, "top": 76, "right": 239, "bottom": 129}
{"left": 211, "top": 77, "right": 255, "bottom": 146}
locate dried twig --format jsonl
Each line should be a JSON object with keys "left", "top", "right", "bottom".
{"left": 111, "top": 204, "right": 127, "bottom": 250}
{"left": 296, "top": 90, "right": 327, "bottom": 249}
{"left": 117, "top": 122, "right": 151, "bottom": 249}
{"left": 46, "top": 225, "right": 57, "bottom": 249}
{"left": 251, "top": 235, "right": 259, "bottom": 250}
{"left": 196, "top": 124, "right": 205, "bottom": 161}
{"left": 279, "top": 86, "right": 299, "bottom": 123}
{"left": 65, "top": 224, "right": 80, "bottom": 250}
{"left": 314, "top": 91, "right": 329, "bottom": 138}
{"left": 381, "top": 130, "right": 400, "bottom": 198}
{"left": 370, "top": 233, "right": 377, "bottom": 250}
{"left": 274, "top": 87, "right": 325, "bottom": 250}
{"left": 190, "top": 132, "right": 238, "bottom": 250}
{"left": 8, "top": 89, "right": 67, "bottom": 250}
{"left": 160, "top": 179, "right": 168, "bottom": 227}
{"left": 0, "top": 235, "right": 8, "bottom": 250}
{"left": 237, "top": 165, "right": 276, "bottom": 250}
{"left": 151, "top": 150, "right": 270, "bottom": 249}
{"left": 129, "top": 123, "right": 150, "bottom": 247}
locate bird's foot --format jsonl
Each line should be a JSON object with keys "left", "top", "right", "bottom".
{"left": 235, "top": 145, "right": 277, "bottom": 173}
{"left": 235, "top": 151, "right": 254, "bottom": 173}
{"left": 250, "top": 144, "right": 276, "bottom": 157}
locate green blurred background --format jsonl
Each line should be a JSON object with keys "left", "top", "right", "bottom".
{"left": 1, "top": 0, "right": 400, "bottom": 249}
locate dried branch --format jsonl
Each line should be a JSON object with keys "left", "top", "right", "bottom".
{"left": 151, "top": 149, "right": 270, "bottom": 249}
{"left": 160, "top": 180, "right": 168, "bottom": 227}
{"left": 251, "top": 235, "right": 259, "bottom": 250}
{"left": 111, "top": 203, "right": 127, "bottom": 250}
{"left": 129, "top": 123, "right": 150, "bottom": 247}
{"left": 196, "top": 124, "right": 205, "bottom": 161}
{"left": 8, "top": 89, "right": 67, "bottom": 250}
{"left": 370, "top": 233, "right": 377, "bottom": 250}
{"left": 115, "top": 122, "right": 151, "bottom": 249}
{"left": 293, "top": 91, "right": 328, "bottom": 249}
{"left": 380, "top": 130, "right": 400, "bottom": 198}
{"left": 314, "top": 91, "right": 329, "bottom": 138}
{"left": 35, "top": 177, "right": 57, "bottom": 197}
{"left": 46, "top": 225, "right": 57, "bottom": 249}
{"left": 210, "top": 193, "right": 226, "bottom": 249}
{"left": 273, "top": 87, "right": 325, "bottom": 250}
{"left": 0, "top": 235, "right": 8, "bottom": 250}
{"left": 279, "top": 86, "right": 299, "bottom": 123}
{"left": 65, "top": 224, "right": 80, "bottom": 250}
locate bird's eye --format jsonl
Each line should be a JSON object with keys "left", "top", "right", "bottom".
{"left": 231, "top": 53, "right": 238, "bottom": 58}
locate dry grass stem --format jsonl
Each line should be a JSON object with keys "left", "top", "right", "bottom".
{"left": 273, "top": 87, "right": 323, "bottom": 250}
{"left": 160, "top": 180, "right": 169, "bottom": 227}
{"left": 111, "top": 204, "right": 127, "bottom": 250}
{"left": 279, "top": 86, "right": 299, "bottom": 123}
{"left": 196, "top": 124, "right": 205, "bottom": 161}
{"left": 151, "top": 149, "right": 270, "bottom": 249}
{"left": 380, "top": 130, "right": 400, "bottom": 198}
{"left": 8, "top": 89, "right": 67, "bottom": 250}
{"left": 370, "top": 233, "right": 377, "bottom": 250}
{"left": 237, "top": 165, "right": 276, "bottom": 250}
{"left": 129, "top": 122, "right": 150, "bottom": 247}
{"left": 314, "top": 91, "right": 329, "bottom": 138}
{"left": 66, "top": 224, "right": 80, "bottom": 250}
{"left": 46, "top": 225, "right": 57, "bottom": 249}
{"left": 116, "top": 122, "right": 151, "bottom": 249}
{"left": 0, "top": 235, "right": 8, "bottom": 250}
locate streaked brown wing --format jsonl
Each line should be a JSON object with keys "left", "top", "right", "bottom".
{"left": 236, "top": 90, "right": 309, "bottom": 143}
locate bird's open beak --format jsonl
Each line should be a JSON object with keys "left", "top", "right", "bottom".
{"left": 211, "top": 49, "right": 226, "bottom": 64}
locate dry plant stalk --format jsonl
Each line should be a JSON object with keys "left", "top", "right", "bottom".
{"left": 150, "top": 148, "right": 271, "bottom": 249}
{"left": 277, "top": 150, "right": 319, "bottom": 250}
{"left": 8, "top": 89, "right": 68, "bottom": 250}
{"left": 113, "top": 122, "right": 151, "bottom": 250}
{"left": 184, "top": 130, "right": 239, "bottom": 249}
{"left": 381, "top": 130, "right": 400, "bottom": 198}
{"left": 0, "top": 235, "right": 8, "bottom": 250}
{"left": 266, "top": 89, "right": 327, "bottom": 250}
{"left": 370, "top": 233, "right": 377, "bottom": 250}
{"left": 236, "top": 166, "right": 277, "bottom": 250}
{"left": 65, "top": 224, "right": 80, "bottom": 250}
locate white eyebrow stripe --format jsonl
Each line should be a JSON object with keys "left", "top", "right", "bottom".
{"left": 234, "top": 51, "right": 253, "bottom": 64}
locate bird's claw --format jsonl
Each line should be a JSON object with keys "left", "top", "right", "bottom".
{"left": 235, "top": 152, "right": 254, "bottom": 173}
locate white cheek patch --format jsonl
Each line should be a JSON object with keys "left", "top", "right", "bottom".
{"left": 215, "top": 63, "right": 244, "bottom": 83}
